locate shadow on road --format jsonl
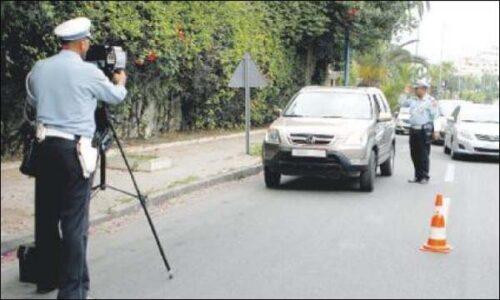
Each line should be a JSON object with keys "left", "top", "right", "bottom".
{"left": 452, "top": 155, "right": 499, "bottom": 164}
{"left": 278, "top": 176, "right": 363, "bottom": 192}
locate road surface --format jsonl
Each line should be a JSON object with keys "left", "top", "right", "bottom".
{"left": 1, "top": 135, "right": 499, "bottom": 299}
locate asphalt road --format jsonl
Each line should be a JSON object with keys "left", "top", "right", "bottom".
{"left": 1, "top": 135, "right": 499, "bottom": 299}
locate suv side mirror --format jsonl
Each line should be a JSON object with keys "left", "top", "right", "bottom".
{"left": 377, "top": 112, "right": 392, "bottom": 122}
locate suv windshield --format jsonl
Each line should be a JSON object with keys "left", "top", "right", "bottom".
{"left": 283, "top": 91, "right": 372, "bottom": 119}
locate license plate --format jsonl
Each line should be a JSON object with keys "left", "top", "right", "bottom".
{"left": 291, "top": 149, "right": 326, "bottom": 158}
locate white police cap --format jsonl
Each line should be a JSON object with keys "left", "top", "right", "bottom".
{"left": 413, "top": 79, "right": 430, "bottom": 89}
{"left": 54, "top": 17, "right": 92, "bottom": 41}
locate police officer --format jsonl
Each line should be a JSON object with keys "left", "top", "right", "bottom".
{"left": 28, "top": 17, "right": 127, "bottom": 299}
{"left": 400, "top": 80, "right": 438, "bottom": 184}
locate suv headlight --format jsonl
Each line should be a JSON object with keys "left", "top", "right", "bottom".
{"left": 343, "top": 132, "right": 368, "bottom": 146}
{"left": 457, "top": 130, "right": 473, "bottom": 140}
{"left": 265, "top": 128, "right": 281, "bottom": 144}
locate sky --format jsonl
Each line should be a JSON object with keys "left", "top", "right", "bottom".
{"left": 399, "top": 1, "right": 499, "bottom": 64}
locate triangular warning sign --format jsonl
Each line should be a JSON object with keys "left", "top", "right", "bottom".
{"left": 228, "top": 53, "right": 268, "bottom": 88}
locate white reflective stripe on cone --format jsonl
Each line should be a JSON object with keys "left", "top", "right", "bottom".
{"left": 430, "top": 227, "right": 447, "bottom": 240}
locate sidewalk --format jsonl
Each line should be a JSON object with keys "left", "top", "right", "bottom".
{"left": 1, "top": 129, "right": 266, "bottom": 252}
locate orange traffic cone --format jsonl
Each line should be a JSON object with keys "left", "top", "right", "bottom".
{"left": 420, "top": 210, "right": 452, "bottom": 254}
{"left": 434, "top": 193, "right": 444, "bottom": 208}
{"left": 433, "top": 193, "right": 445, "bottom": 217}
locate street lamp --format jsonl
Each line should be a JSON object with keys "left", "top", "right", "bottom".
{"left": 343, "top": 7, "right": 359, "bottom": 86}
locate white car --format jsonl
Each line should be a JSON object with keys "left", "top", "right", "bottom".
{"left": 444, "top": 103, "right": 499, "bottom": 159}
{"left": 433, "top": 100, "right": 468, "bottom": 144}
{"left": 395, "top": 107, "right": 411, "bottom": 134}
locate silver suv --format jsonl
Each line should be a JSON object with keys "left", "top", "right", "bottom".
{"left": 262, "top": 86, "right": 396, "bottom": 191}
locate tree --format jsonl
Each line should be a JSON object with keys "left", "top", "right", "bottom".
{"left": 356, "top": 40, "right": 428, "bottom": 87}
{"left": 263, "top": 1, "right": 422, "bottom": 85}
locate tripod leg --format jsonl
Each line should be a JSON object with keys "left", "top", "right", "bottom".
{"left": 100, "top": 148, "right": 106, "bottom": 190}
{"left": 108, "top": 123, "right": 174, "bottom": 279}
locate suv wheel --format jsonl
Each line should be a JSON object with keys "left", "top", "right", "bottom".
{"left": 360, "top": 150, "right": 376, "bottom": 192}
{"left": 380, "top": 144, "right": 395, "bottom": 176}
{"left": 264, "top": 167, "right": 281, "bottom": 188}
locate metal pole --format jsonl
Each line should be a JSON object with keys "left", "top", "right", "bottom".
{"left": 458, "top": 76, "right": 461, "bottom": 98}
{"left": 244, "top": 53, "right": 250, "bottom": 155}
{"left": 438, "top": 23, "right": 444, "bottom": 99}
{"left": 343, "top": 27, "right": 350, "bottom": 86}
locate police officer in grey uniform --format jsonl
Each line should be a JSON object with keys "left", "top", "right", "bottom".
{"left": 27, "top": 17, "right": 127, "bottom": 299}
{"left": 400, "top": 80, "right": 439, "bottom": 184}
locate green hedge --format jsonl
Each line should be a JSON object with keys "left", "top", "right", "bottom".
{"left": 1, "top": 1, "right": 301, "bottom": 157}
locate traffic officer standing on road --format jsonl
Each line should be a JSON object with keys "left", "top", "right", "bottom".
{"left": 400, "top": 80, "right": 439, "bottom": 184}
{"left": 27, "top": 17, "right": 127, "bottom": 299}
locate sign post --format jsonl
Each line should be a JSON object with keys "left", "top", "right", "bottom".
{"left": 229, "top": 52, "right": 268, "bottom": 154}
{"left": 244, "top": 54, "right": 250, "bottom": 155}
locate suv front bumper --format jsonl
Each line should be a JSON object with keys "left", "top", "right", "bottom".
{"left": 262, "top": 143, "right": 368, "bottom": 179}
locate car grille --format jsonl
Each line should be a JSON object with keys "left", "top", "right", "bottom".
{"left": 475, "top": 134, "right": 499, "bottom": 142}
{"left": 474, "top": 147, "right": 499, "bottom": 154}
{"left": 289, "top": 133, "right": 334, "bottom": 145}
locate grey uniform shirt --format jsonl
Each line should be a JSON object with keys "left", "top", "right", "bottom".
{"left": 29, "top": 50, "right": 127, "bottom": 138}
{"left": 400, "top": 94, "right": 439, "bottom": 127}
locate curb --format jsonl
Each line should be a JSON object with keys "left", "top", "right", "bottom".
{"left": 0, "top": 130, "right": 266, "bottom": 171}
{"left": 1, "top": 164, "right": 263, "bottom": 255}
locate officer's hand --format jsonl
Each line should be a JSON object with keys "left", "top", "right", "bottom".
{"left": 112, "top": 71, "right": 127, "bottom": 86}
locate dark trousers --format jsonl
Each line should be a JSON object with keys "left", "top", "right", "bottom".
{"left": 409, "top": 129, "right": 431, "bottom": 180}
{"left": 35, "top": 137, "right": 91, "bottom": 299}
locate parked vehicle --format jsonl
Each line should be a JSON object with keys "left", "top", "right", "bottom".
{"left": 262, "top": 86, "right": 396, "bottom": 192}
{"left": 395, "top": 107, "right": 411, "bottom": 135}
{"left": 433, "top": 99, "right": 468, "bottom": 145}
{"left": 444, "top": 103, "right": 499, "bottom": 159}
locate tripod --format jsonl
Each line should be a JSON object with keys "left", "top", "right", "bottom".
{"left": 91, "top": 110, "right": 173, "bottom": 279}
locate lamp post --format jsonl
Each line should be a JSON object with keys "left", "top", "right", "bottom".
{"left": 343, "top": 7, "right": 359, "bottom": 86}
{"left": 343, "top": 27, "right": 350, "bottom": 86}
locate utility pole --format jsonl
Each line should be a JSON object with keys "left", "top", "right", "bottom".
{"left": 343, "top": 26, "right": 350, "bottom": 86}
{"left": 438, "top": 23, "right": 444, "bottom": 99}
{"left": 458, "top": 76, "right": 461, "bottom": 98}
{"left": 414, "top": 24, "right": 421, "bottom": 82}
{"left": 343, "top": 7, "right": 358, "bottom": 86}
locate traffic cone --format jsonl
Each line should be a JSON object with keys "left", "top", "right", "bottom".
{"left": 434, "top": 193, "right": 445, "bottom": 216}
{"left": 420, "top": 210, "right": 452, "bottom": 253}
{"left": 434, "top": 193, "right": 444, "bottom": 208}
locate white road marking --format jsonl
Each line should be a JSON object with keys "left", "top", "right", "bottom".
{"left": 442, "top": 197, "right": 450, "bottom": 220}
{"left": 444, "top": 163, "right": 455, "bottom": 183}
